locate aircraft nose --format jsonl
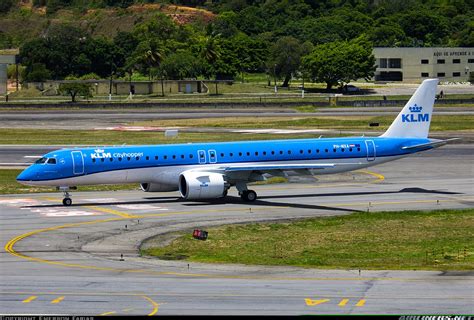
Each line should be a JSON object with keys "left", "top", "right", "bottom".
{"left": 16, "top": 167, "right": 34, "bottom": 183}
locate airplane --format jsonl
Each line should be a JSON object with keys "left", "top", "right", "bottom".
{"left": 17, "top": 79, "right": 457, "bottom": 206}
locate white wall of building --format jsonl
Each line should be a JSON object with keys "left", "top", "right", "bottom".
{"left": 373, "top": 47, "right": 474, "bottom": 82}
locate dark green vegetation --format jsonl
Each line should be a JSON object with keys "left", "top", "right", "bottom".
{"left": 0, "top": 169, "right": 138, "bottom": 194}
{"left": 2, "top": 0, "right": 473, "bottom": 91}
{"left": 141, "top": 209, "right": 474, "bottom": 270}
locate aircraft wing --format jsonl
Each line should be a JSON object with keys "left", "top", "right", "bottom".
{"left": 222, "top": 163, "right": 336, "bottom": 172}
{"left": 206, "top": 162, "right": 362, "bottom": 180}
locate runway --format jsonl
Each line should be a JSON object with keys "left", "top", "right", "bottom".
{"left": 1, "top": 107, "right": 473, "bottom": 130}
{"left": 1, "top": 144, "right": 473, "bottom": 315}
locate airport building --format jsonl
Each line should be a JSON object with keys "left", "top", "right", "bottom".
{"left": 0, "top": 50, "right": 18, "bottom": 95}
{"left": 373, "top": 47, "right": 474, "bottom": 82}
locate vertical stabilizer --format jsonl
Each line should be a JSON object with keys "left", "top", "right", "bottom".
{"left": 381, "top": 79, "right": 438, "bottom": 138}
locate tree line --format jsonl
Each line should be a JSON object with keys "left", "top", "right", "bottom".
{"left": 10, "top": 0, "right": 473, "bottom": 90}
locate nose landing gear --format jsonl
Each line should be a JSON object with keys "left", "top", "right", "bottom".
{"left": 62, "top": 192, "right": 72, "bottom": 206}
{"left": 57, "top": 186, "right": 76, "bottom": 206}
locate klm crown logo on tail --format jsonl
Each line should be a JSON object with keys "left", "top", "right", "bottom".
{"left": 402, "top": 104, "right": 429, "bottom": 123}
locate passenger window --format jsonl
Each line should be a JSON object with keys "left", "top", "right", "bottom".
{"left": 279, "top": 151, "right": 283, "bottom": 155}
{"left": 246, "top": 152, "right": 250, "bottom": 156}
{"left": 127, "top": 157, "right": 131, "bottom": 161}
{"left": 271, "top": 151, "right": 275, "bottom": 155}
{"left": 118, "top": 157, "right": 122, "bottom": 161}
{"left": 92, "top": 159, "right": 96, "bottom": 163}
{"left": 300, "top": 150, "right": 303, "bottom": 154}
{"left": 190, "top": 154, "right": 194, "bottom": 159}
{"left": 325, "top": 149, "right": 328, "bottom": 153}
{"left": 101, "top": 158, "right": 105, "bottom": 162}
{"left": 255, "top": 152, "right": 258, "bottom": 156}
{"left": 357, "top": 148, "right": 361, "bottom": 152}
{"left": 172, "top": 155, "right": 176, "bottom": 159}
{"left": 239, "top": 152, "right": 242, "bottom": 156}
{"left": 316, "top": 149, "right": 320, "bottom": 153}
{"left": 349, "top": 148, "right": 353, "bottom": 152}
{"left": 288, "top": 150, "right": 291, "bottom": 154}
{"left": 333, "top": 148, "right": 336, "bottom": 152}
{"left": 230, "top": 153, "right": 233, "bottom": 157}
{"left": 181, "top": 155, "right": 184, "bottom": 159}
{"left": 109, "top": 158, "right": 113, "bottom": 162}
{"left": 308, "top": 150, "right": 311, "bottom": 154}
{"left": 146, "top": 156, "right": 149, "bottom": 160}
{"left": 155, "top": 156, "right": 158, "bottom": 160}
{"left": 341, "top": 148, "right": 345, "bottom": 152}
{"left": 220, "top": 153, "right": 224, "bottom": 157}
{"left": 164, "top": 156, "right": 168, "bottom": 160}
{"left": 136, "top": 156, "right": 140, "bottom": 160}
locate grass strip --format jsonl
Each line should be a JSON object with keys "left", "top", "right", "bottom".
{"left": 141, "top": 209, "right": 474, "bottom": 271}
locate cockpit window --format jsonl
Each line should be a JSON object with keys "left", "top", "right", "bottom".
{"left": 35, "top": 157, "right": 47, "bottom": 164}
{"left": 46, "top": 158, "right": 57, "bottom": 164}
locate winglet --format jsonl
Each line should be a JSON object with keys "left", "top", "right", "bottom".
{"left": 381, "top": 79, "right": 438, "bottom": 138}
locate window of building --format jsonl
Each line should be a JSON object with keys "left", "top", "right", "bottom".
{"left": 379, "top": 58, "right": 387, "bottom": 68}
{"left": 453, "top": 59, "right": 461, "bottom": 64}
{"left": 437, "top": 59, "right": 445, "bottom": 64}
{"left": 437, "top": 72, "right": 445, "bottom": 77}
{"left": 388, "top": 58, "right": 401, "bottom": 68}
{"left": 453, "top": 72, "right": 461, "bottom": 77}
{"left": 421, "top": 59, "right": 429, "bottom": 64}
{"left": 469, "top": 59, "right": 474, "bottom": 63}
{"left": 421, "top": 72, "right": 429, "bottom": 77}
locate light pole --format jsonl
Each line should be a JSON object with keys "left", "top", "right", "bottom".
{"left": 273, "top": 64, "right": 277, "bottom": 94}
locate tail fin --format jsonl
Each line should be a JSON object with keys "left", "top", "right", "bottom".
{"left": 381, "top": 78, "right": 438, "bottom": 139}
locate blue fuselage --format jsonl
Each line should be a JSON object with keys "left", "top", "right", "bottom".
{"left": 17, "top": 136, "right": 431, "bottom": 186}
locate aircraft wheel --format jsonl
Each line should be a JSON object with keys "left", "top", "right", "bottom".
{"left": 241, "top": 190, "right": 257, "bottom": 202}
{"left": 63, "top": 198, "right": 72, "bottom": 206}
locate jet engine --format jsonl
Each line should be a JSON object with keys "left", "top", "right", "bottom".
{"left": 140, "top": 182, "right": 178, "bottom": 192}
{"left": 179, "top": 171, "right": 228, "bottom": 200}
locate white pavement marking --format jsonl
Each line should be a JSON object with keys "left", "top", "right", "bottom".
{"left": 116, "top": 204, "right": 168, "bottom": 211}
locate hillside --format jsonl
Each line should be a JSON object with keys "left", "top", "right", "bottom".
{"left": 0, "top": 2, "right": 215, "bottom": 48}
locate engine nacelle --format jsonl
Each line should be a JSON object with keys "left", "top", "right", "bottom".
{"left": 140, "top": 182, "right": 178, "bottom": 192}
{"left": 179, "top": 171, "right": 227, "bottom": 200}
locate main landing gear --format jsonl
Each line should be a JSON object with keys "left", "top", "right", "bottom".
{"left": 241, "top": 189, "right": 257, "bottom": 202}
{"left": 236, "top": 182, "right": 257, "bottom": 202}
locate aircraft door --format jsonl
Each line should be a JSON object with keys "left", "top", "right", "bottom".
{"left": 198, "top": 150, "right": 206, "bottom": 164}
{"left": 208, "top": 150, "right": 217, "bottom": 163}
{"left": 365, "top": 140, "right": 376, "bottom": 161}
{"left": 71, "top": 151, "right": 84, "bottom": 174}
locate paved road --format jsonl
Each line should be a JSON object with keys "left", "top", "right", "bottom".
{"left": 1, "top": 145, "right": 473, "bottom": 315}
{"left": 0, "top": 107, "right": 473, "bottom": 130}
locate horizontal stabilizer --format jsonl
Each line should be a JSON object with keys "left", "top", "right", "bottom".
{"left": 401, "top": 138, "right": 460, "bottom": 150}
